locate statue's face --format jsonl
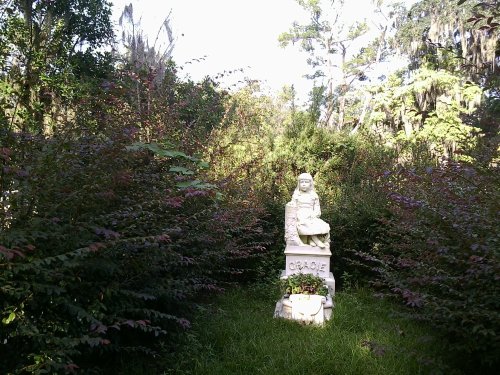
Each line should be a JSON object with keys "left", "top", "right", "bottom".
{"left": 299, "top": 179, "right": 312, "bottom": 192}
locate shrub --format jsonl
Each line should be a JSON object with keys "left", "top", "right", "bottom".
{"left": 0, "top": 134, "right": 272, "bottom": 373}
{"left": 0, "top": 65, "right": 272, "bottom": 373}
{"left": 356, "top": 161, "right": 500, "bottom": 370}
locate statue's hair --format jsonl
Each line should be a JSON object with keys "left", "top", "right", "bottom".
{"left": 293, "top": 172, "right": 318, "bottom": 198}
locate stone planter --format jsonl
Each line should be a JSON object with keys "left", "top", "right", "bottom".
{"left": 274, "top": 293, "right": 334, "bottom": 325}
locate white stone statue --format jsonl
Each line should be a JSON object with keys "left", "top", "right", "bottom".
{"left": 275, "top": 173, "right": 335, "bottom": 323}
{"left": 285, "top": 173, "right": 330, "bottom": 248}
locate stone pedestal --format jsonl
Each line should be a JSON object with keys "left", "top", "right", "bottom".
{"left": 284, "top": 245, "right": 331, "bottom": 277}
{"left": 274, "top": 244, "right": 336, "bottom": 325}
{"left": 282, "top": 245, "right": 335, "bottom": 296}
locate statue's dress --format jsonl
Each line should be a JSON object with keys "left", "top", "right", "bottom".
{"left": 293, "top": 192, "right": 330, "bottom": 236}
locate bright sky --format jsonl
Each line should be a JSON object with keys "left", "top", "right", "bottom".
{"left": 111, "top": 0, "right": 416, "bottom": 104}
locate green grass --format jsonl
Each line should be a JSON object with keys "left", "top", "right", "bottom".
{"left": 164, "top": 285, "right": 460, "bottom": 375}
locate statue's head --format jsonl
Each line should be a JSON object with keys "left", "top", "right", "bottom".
{"left": 297, "top": 172, "right": 314, "bottom": 192}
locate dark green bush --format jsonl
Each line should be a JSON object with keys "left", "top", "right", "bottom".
{"left": 355, "top": 161, "right": 500, "bottom": 371}
{"left": 0, "top": 64, "right": 271, "bottom": 373}
{"left": 0, "top": 133, "right": 272, "bottom": 373}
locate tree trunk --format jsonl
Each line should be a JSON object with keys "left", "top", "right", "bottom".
{"left": 19, "top": 0, "right": 34, "bottom": 132}
{"left": 350, "top": 92, "right": 371, "bottom": 135}
{"left": 352, "top": 24, "right": 387, "bottom": 134}
{"left": 325, "top": 38, "right": 336, "bottom": 129}
{"left": 337, "top": 44, "right": 347, "bottom": 130}
{"left": 401, "top": 104, "right": 412, "bottom": 137}
{"left": 337, "top": 92, "right": 346, "bottom": 130}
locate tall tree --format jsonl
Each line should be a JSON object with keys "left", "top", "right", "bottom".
{"left": 395, "top": 0, "right": 499, "bottom": 82}
{"left": 279, "top": 0, "right": 391, "bottom": 129}
{"left": 118, "top": 2, "right": 175, "bottom": 80}
{"left": 117, "top": 3, "right": 175, "bottom": 118}
{"left": 0, "top": 0, "right": 113, "bottom": 133}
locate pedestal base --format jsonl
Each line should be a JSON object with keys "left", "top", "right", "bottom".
{"left": 275, "top": 244, "right": 336, "bottom": 324}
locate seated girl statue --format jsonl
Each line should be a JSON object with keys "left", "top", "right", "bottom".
{"left": 286, "top": 173, "right": 330, "bottom": 248}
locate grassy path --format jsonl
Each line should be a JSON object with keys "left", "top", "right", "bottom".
{"left": 168, "top": 286, "right": 458, "bottom": 375}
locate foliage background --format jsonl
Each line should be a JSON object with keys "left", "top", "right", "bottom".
{"left": 1, "top": 0, "right": 499, "bottom": 373}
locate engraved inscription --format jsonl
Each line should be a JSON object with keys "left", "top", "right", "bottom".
{"left": 288, "top": 260, "right": 327, "bottom": 272}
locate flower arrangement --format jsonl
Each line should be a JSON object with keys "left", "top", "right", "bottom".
{"left": 281, "top": 273, "right": 328, "bottom": 296}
